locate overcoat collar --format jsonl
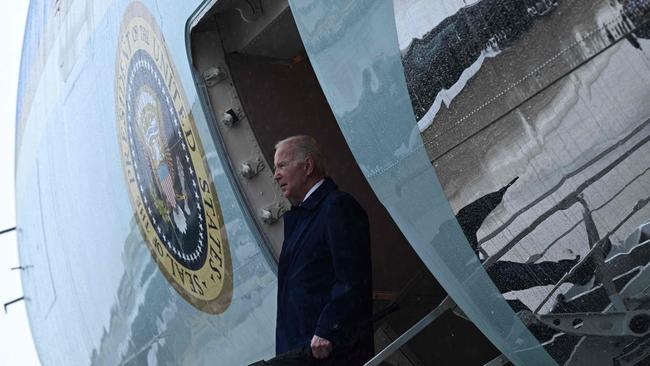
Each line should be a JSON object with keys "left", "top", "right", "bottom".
{"left": 297, "top": 177, "right": 337, "bottom": 211}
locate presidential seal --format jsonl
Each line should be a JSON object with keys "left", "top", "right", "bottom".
{"left": 115, "top": 2, "right": 232, "bottom": 314}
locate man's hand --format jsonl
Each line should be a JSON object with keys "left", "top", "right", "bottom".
{"left": 310, "top": 335, "right": 333, "bottom": 359}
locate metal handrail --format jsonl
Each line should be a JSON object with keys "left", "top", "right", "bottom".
{"left": 363, "top": 296, "right": 456, "bottom": 366}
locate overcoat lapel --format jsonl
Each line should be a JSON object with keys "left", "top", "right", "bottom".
{"left": 278, "top": 178, "right": 338, "bottom": 275}
{"left": 281, "top": 209, "right": 318, "bottom": 271}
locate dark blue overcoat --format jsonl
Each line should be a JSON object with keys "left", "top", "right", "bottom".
{"left": 276, "top": 178, "right": 373, "bottom": 362}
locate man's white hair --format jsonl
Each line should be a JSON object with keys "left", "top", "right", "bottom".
{"left": 275, "top": 135, "right": 327, "bottom": 177}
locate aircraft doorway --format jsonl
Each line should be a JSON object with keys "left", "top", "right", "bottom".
{"left": 189, "top": 2, "right": 497, "bottom": 364}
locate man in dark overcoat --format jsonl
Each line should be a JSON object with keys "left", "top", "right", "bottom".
{"left": 272, "top": 135, "right": 374, "bottom": 365}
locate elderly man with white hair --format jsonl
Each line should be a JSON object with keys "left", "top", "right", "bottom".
{"left": 273, "top": 135, "right": 374, "bottom": 365}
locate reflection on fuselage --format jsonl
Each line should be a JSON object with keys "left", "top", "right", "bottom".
{"left": 401, "top": 0, "right": 552, "bottom": 121}
{"left": 395, "top": 0, "right": 650, "bottom": 364}
{"left": 90, "top": 214, "right": 277, "bottom": 365}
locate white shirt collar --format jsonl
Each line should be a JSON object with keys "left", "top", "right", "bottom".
{"left": 302, "top": 179, "right": 325, "bottom": 204}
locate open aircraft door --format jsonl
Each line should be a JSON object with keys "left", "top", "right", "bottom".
{"left": 188, "top": 0, "right": 650, "bottom": 365}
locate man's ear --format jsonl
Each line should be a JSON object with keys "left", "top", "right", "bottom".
{"left": 304, "top": 156, "right": 315, "bottom": 176}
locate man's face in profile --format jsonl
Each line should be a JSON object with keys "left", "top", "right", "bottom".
{"left": 274, "top": 143, "right": 309, "bottom": 205}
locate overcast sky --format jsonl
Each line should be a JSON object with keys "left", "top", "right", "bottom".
{"left": 0, "top": 1, "right": 40, "bottom": 365}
